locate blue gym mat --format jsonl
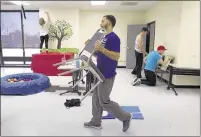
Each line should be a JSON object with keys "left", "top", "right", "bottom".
{"left": 102, "top": 106, "right": 144, "bottom": 120}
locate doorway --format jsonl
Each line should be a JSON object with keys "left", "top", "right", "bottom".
{"left": 126, "top": 22, "right": 156, "bottom": 69}
{"left": 126, "top": 24, "right": 147, "bottom": 69}
{"left": 146, "top": 21, "right": 156, "bottom": 53}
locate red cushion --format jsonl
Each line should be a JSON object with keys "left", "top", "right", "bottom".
{"left": 31, "top": 53, "right": 74, "bottom": 76}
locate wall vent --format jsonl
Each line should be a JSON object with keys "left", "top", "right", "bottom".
{"left": 121, "top": 2, "right": 138, "bottom": 6}
{"left": 1, "top": 1, "right": 16, "bottom": 6}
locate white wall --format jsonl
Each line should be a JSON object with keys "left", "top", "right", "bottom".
{"left": 145, "top": 1, "right": 183, "bottom": 63}
{"left": 79, "top": 10, "right": 145, "bottom": 65}
{"left": 177, "top": 1, "right": 200, "bottom": 68}
{"left": 175, "top": 1, "right": 200, "bottom": 85}
{"left": 39, "top": 8, "right": 80, "bottom": 49}
{"left": 39, "top": 8, "right": 145, "bottom": 65}
{"left": 146, "top": 1, "right": 200, "bottom": 85}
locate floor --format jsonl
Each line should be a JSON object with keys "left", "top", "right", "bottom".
{"left": 1, "top": 68, "right": 200, "bottom": 136}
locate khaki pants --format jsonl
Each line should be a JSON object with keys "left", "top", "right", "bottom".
{"left": 91, "top": 76, "right": 130, "bottom": 124}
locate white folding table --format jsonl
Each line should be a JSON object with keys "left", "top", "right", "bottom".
{"left": 57, "top": 62, "right": 85, "bottom": 96}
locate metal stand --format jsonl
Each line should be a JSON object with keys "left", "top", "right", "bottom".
{"left": 60, "top": 70, "right": 84, "bottom": 96}
{"left": 83, "top": 71, "right": 93, "bottom": 96}
{"left": 80, "top": 81, "right": 100, "bottom": 102}
{"left": 167, "top": 66, "right": 178, "bottom": 96}
{"left": 68, "top": 79, "right": 85, "bottom": 85}
{"left": 20, "top": 8, "right": 26, "bottom": 65}
{"left": 167, "top": 65, "right": 200, "bottom": 96}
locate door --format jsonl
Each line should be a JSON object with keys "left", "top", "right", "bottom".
{"left": 126, "top": 24, "right": 147, "bottom": 69}
{"left": 148, "top": 22, "right": 155, "bottom": 52}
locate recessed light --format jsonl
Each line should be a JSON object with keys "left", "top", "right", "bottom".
{"left": 9, "top": 1, "right": 30, "bottom": 6}
{"left": 91, "top": 1, "right": 106, "bottom": 6}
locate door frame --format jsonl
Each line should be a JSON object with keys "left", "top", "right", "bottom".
{"left": 126, "top": 24, "right": 147, "bottom": 69}
{"left": 0, "top": 10, "right": 39, "bottom": 67}
{"left": 146, "top": 21, "right": 156, "bottom": 53}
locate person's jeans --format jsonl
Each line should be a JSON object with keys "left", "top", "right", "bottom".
{"left": 132, "top": 50, "right": 143, "bottom": 78}
{"left": 40, "top": 34, "right": 49, "bottom": 49}
{"left": 91, "top": 77, "right": 130, "bottom": 124}
{"left": 141, "top": 69, "right": 156, "bottom": 86}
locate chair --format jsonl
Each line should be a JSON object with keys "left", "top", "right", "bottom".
{"left": 53, "top": 28, "right": 105, "bottom": 95}
{"left": 53, "top": 28, "right": 104, "bottom": 67}
{"left": 156, "top": 55, "right": 174, "bottom": 83}
{"left": 59, "top": 54, "right": 105, "bottom": 98}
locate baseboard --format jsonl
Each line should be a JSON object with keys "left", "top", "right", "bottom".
{"left": 174, "top": 85, "right": 200, "bottom": 88}
{"left": 2, "top": 65, "right": 126, "bottom": 68}
{"left": 156, "top": 75, "right": 200, "bottom": 89}
{"left": 1, "top": 65, "right": 30, "bottom": 68}
{"left": 117, "top": 66, "right": 126, "bottom": 68}
{"left": 2, "top": 64, "right": 126, "bottom": 68}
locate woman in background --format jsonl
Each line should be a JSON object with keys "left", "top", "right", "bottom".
{"left": 39, "top": 12, "right": 50, "bottom": 51}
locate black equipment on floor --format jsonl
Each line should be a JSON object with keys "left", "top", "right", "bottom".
{"left": 167, "top": 65, "right": 200, "bottom": 96}
{"left": 64, "top": 54, "right": 105, "bottom": 108}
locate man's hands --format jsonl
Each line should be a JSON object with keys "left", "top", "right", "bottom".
{"left": 94, "top": 40, "right": 120, "bottom": 61}
{"left": 85, "top": 39, "right": 104, "bottom": 52}
{"left": 143, "top": 57, "right": 147, "bottom": 64}
{"left": 85, "top": 39, "right": 90, "bottom": 45}
{"left": 95, "top": 40, "right": 104, "bottom": 53}
{"left": 142, "top": 51, "right": 147, "bottom": 59}
{"left": 159, "top": 55, "right": 174, "bottom": 67}
{"left": 166, "top": 55, "right": 174, "bottom": 61}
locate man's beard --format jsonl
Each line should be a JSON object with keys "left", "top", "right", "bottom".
{"left": 103, "top": 23, "right": 108, "bottom": 30}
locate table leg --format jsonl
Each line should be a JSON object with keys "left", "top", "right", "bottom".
{"left": 167, "top": 66, "right": 178, "bottom": 96}
{"left": 83, "top": 71, "right": 92, "bottom": 96}
{"left": 59, "top": 70, "right": 82, "bottom": 96}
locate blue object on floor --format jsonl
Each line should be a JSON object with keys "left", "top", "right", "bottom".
{"left": 121, "top": 106, "right": 141, "bottom": 112}
{"left": 102, "top": 106, "right": 144, "bottom": 120}
{"left": 1, "top": 73, "right": 51, "bottom": 96}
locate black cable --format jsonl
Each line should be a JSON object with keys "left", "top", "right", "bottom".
{"left": 21, "top": 4, "right": 26, "bottom": 19}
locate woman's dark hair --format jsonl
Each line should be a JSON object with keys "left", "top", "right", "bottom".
{"left": 104, "top": 15, "right": 116, "bottom": 27}
{"left": 142, "top": 27, "right": 148, "bottom": 32}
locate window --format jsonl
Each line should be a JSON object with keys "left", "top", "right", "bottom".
{"left": 23, "top": 12, "right": 40, "bottom": 48}
{"left": 1, "top": 12, "right": 22, "bottom": 48}
{"left": 0, "top": 10, "right": 40, "bottom": 65}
